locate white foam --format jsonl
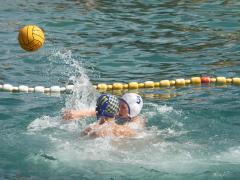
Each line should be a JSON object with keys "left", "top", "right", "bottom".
{"left": 214, "top": 146, "right": 240, "bottom": 163}
{"left": 27, "top": 116, "right": 60, "bottom": 132}
{"left": 26, "top": 116, "right": 212, "bottom": 175}
{"left": 157, "top": 104, "right": 174, "bottom": 113}
{"left": 143, "top": 103, "right": 176, "bottom": 116}
{"left": 30, "top": 122, "right": 206, "bottom": 174}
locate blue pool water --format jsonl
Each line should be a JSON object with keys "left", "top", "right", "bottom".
{"left": 0, "top": 0, "right": 240, "bottom": 179}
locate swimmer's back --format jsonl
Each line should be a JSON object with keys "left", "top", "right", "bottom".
{"left": 89, "top": 122, "right": 136, "bottom": 138}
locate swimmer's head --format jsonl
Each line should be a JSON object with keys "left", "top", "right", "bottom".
{"left": 119, "top": 93, "right": 143, "bottom": 118}
{"left": 96, "top": 94, "right": 119, "bottom": 119}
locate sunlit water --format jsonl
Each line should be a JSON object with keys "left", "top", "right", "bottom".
{"left": 1, "top": 0, "right": 240, "bottom": 179}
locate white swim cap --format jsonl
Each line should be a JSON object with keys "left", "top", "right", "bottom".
{"left": 120, "top": 93, "right": 143, "bottom": 118}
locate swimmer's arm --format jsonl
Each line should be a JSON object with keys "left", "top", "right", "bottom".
{"left": 89, "top": 129, "right": 106, "bottom": 138}
{"left": 81, "top": 123, "right": 99, "bottom": 137}
{"left": 63, "top": 109, "right": 96, "bottom": 120}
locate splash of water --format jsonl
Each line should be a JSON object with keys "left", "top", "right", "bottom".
{"left": 48, "top": 48, "right": 98, "bottom": 110}
{"left": 27, "top": 49, "right": 98, "bottom": 133}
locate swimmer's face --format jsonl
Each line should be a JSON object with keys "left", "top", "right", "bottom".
{"left": 118, "top": 100, "right": 129, "bottom": 118}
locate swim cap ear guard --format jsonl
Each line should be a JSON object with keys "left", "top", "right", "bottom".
{"left": 120, "top": 93, "right": 143, "bottom": 118}
{"left": 96, "top": 94, "right": 119, "bottom": 119}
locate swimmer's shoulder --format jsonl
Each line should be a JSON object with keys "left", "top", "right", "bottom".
{"left": 127, "top": 115, "right": 145, "bottom": 129}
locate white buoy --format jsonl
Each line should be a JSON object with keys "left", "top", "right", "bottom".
{"left": 19, "top": 85, "right": 29, "bottom": 92}
{"left": 66, "top": 85, "right": 74, "bottom": 90}
{"left": 28, "top": 87, "right": 34, "bottom": 92}
{"left": 3, "top": 84, "right": 13, "bottom": 91}
{"left": 35, "top": 86, "right": 45, "bottom": 93}
{"left": 12, "top": 87, "right": 19, "bottom": 92}
{"left": 50, "top": 86, "right": 60, "bottom": 93}
{"left": 66, "top": 85, "right": 74, "bottom": 93}
{"left": 44, "top": 88, "right": 50, "bottom": 93}
{"left": 60, "top": 87, "right": 66, "bottom": 92}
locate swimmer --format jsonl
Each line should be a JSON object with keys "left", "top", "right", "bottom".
{"left": 63, "top": 93, "right": 145, "bottom": 129}
{"left": 117, "top": 93, "right": 144, "bottom": 130}
{"left": 82, "top": 94, "right": 136, "bottom": 138}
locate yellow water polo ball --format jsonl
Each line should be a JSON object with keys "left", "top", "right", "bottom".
{"left": 18, "top": 25, "right": 45, "bottom": 52}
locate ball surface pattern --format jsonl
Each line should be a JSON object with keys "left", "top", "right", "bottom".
{"left": 18, "top": 25, "right": 45, "bottom": 52}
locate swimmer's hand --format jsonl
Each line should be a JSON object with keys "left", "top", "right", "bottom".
{"left": 63, "top": 109, "right": 96, "bottom": 120}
